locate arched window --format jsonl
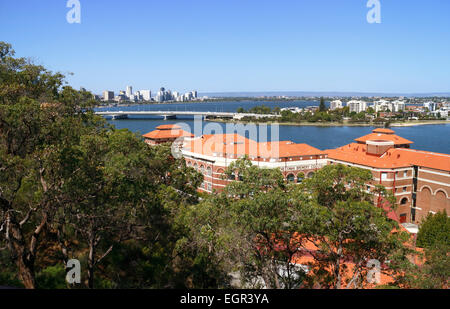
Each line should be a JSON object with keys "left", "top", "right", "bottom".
{"left": 286, "top": 174, "right": 295, "bottom": 182}
{"left": 307, "top": 172, "right": 315, "bottom": 178}
{"left": 187, "top": 161, "right": 192, "bottom": 166}
{"left": 400, "top": 197, "right": 408, "bottom": 205}
{"left": 193, "top": 163, "right": 198, "bottom": 170}
{"left": 228, "top": 172, "right": 236, "bottom": 180}
{"left": 297, "top": 174, "right": 304, "bottom": 183}
{"left": 207, "top": 166, "right": 212, "bottom": 176}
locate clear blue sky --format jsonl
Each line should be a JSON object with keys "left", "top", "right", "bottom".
{"left": 1, "top": 0, "right": 449, "bottom": 95}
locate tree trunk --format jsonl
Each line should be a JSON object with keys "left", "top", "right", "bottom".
{"left": 16, "top": 255, "right": 36, "bottom": 289}
{"left": 335, "top": 241, "right": 343, "bottom": 289}
{"left": 88, "top": 235, "right": 95, "bottom": 289}
{"left": 7, "top": 212, "right": 43, "bottom": 289}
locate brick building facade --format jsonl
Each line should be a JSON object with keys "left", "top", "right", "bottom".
{"left": 327, "top": 128, "right": 450, "bottom": 224}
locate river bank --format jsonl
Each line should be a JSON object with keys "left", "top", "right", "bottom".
{"left": 207, "top": 118, "right": 450, "bottom": 127}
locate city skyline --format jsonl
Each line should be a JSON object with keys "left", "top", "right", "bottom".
{"left": 1, "top": 0, "right": 450, "bottom": 95}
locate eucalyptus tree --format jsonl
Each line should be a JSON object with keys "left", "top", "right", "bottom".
{"left": 0, "top": 41, "right": 98, "bottom": 288}
{"left": 299, "top": 164, "right": 412, "bottom": 289}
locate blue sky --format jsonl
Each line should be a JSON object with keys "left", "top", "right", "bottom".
{"left": 1, "top": 0, "right": 449, "bottom": 94}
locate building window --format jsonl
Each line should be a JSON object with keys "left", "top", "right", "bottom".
{"left": 404, "top": 171, "right": 408, "bottom": 177}
{"left": 207, "top": 166, "right": 212, "bottom": 176}
{"left": 381, "top": 172, "right": 388, "bottom": 180}
{"left": 403, "top": 187, "right": 407, "bottom": 192}
{"left": 287, "top": 174, "right": 295, "bottom": 182}
{"left": 400, "top": 197, "right": 408, "bottom": 205}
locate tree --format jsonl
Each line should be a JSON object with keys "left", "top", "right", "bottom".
{"left": 0, "top": 42, "right": 210, "bottom": 289}
{"left": 183, "top": 158, "right": 312, "bottom": 288}
{"left": 0, "top": 42, "right": 96, "bottom": 288}
{"left": 295, "top": 164, "right": 410, "bottom": 289}
{"left": 416, "top": 210, "right": 449, "bottom": 249}
{"left": 319, "top": 97, "right": 327, "bottom": 112}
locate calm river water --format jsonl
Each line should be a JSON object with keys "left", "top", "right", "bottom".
{"left": 96, "top": 101, "right": 450, "bottom": 154}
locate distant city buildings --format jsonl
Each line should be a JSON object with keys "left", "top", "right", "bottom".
{"left": 423, "top": 101, "right": 438, "bottom": 112}
{"left": 373, "top": 100, "right": 405, "bottom": 113}
{"left": 103, "top": 91, "right": 114, "bottom": 101}
{"left": 347, "top": 100, "right": 367, "bottom": 113}
{"left": 330, "top": 100, "right": 343, "bottom": 110}
{"left": 102, "top": 85, "right": 200, "bottom": 103}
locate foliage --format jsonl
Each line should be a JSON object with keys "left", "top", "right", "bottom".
{"left": 416, "top": 210, "right": 449, "bottom": 249}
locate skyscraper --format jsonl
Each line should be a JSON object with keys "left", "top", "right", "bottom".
{"left": 103, "top": 90, "right": 114, "bottom": 101}
{"left": 126, "top": 86, "right": 133, "bottom": 98}
{"left": 141, "top": 90, "right": 151, "bottom": 101}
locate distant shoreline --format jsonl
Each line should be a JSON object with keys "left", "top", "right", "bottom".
{"left": 206, "top": 119, "right": 450, "bottom": 127}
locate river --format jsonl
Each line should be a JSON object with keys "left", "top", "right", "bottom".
{"left": 95, "top": 101, "right": 450, "bottom": 154}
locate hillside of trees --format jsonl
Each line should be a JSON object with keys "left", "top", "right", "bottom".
{"left": 0, "top": 42, "right": 448, "bottom": 289}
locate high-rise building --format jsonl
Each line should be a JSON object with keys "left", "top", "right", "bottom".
{"left": 126, "top": 86, "right": 133, "bottom": 98}
{"left": 140, "top": 90, "right": 151, "bottom": 101}
{"left": 424, "top": 101, "right": 437, "bottom": 112}
{"left": 103, "top": 91, "right": 114, "bottom": 101}
{"left": 330, "top": 100, "right": 343, "bottom": 110}
{"left": 347, "top": 100, "right": 367, "bottom": 113}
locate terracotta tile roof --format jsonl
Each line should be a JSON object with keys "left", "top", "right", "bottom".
{"left": 327, "top": 143, "right": 450, "bottom": 172}
{"left": 372, "top": 128, "right": 395, "bottom": 134}
{"left": 182, "top": 134, "right": 326, "bottom": 159}
{"left": 156, "top": 124, "right": 182, "bottom": 130}
{"left": 387, "top": 148, "right": 450, "bottom": 172}
{"left": 286, "top": 230, "right": 420, "bottom": 288}
{"left": 355, "top": 129, "right": 413, "bottom": 145}
{"left": 143, "top": 127, "right": 194, "bottom": 140}
{"left": 326, "top": 143, "right": 412, "bottom": 169}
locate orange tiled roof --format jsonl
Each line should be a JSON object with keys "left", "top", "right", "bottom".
{"left": 326, "top": 143, "right": 412, "bottom": 169}
{"left": 387, "top": 148, "right": 450, "bottom": 172}
{"left": 355, "top": 129, "right": 413, "bottom": 145}
{"left": 156, "top": 124, "right": 182, "bottom": 130}
{"left": 327, "top": 143, "right": 450, "bottom": 171}
{"left": 182, "top": 134, "right": 326, "bottom": 159}
{"left": 143, "top": 128, "right": 194, "bottom": 140}
{"left": 372, "top": 128, "right": 395, "bottom": 134}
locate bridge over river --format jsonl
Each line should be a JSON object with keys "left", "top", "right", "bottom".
{"left": 95, "top": 110, "right": 280, "bottom": 120}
